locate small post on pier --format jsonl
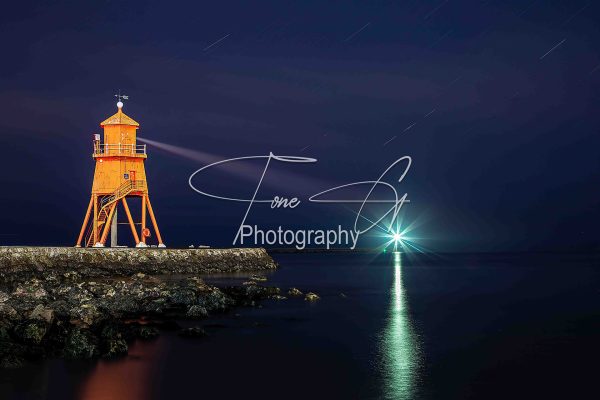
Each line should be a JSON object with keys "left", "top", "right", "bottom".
{"left": 110, "top": 208, "right": 118, "bottom": 247}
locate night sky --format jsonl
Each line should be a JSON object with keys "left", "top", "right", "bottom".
{"left": 0, "top": 0, "right": 599, "bottom": 252}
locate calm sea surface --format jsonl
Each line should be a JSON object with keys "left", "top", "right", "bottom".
{"left": 2, "top": 252, "right": 599, "bottom": 399}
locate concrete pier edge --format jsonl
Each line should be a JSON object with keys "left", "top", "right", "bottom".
{"left": 0, "top": 247, "right": 277, "bottom": 281}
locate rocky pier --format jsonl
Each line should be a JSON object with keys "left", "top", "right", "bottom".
{"left": 0, "top": 246, "right": 288, "bottom": 368}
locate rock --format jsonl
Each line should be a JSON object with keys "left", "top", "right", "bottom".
{"left": 29, "top": 305, "right": 55, "bottom": 324}
{"left": 339, "top": 292, "right": 347, "bottom": 298}
{"left": 250, "top": 275, "right": 267, "bottom": 282}
{"left": 200, "top": 290, "right": 233, "bottom": 312}
{"left": 63, "top": 271, "right": 81, "bottom": 281}
{"left": 186, "top": 305, "right": 208, "bottom": 319}
{"left": 0, "top": 304, "right": 18, "bottom": 320}
{"left": 44, "top": 321, "right": 70, "bottom": 353}
{"left": 64, "top": 329, "right": 98, "bottom": 360}
{"left": 178, "top": 327, "right": 207, "bottom": 338}
{"left": 0, "top": 354, "right": 25, "bottom": 369}
{"left": 137, "top": 326, "right": 159, "bottom": 340}
{"left": 0, "top": 247, "right": 283, "bottom": 366}
{"left": 0, "top": 339, "right": 41, "bottom": 361}
{"left": 186, "top": 277, "right": 210, "bottom": 291}
{"left": 0, "top": 291, "right": 9, "bottom": 303}
{"left": 169, "top": 288, "right": 197, "bottom": 306}
{"left": 100, "top": 323, "right": 125, "bottom": 340}
{"left": 102, "top": 339, "right": 128, "bottom": 358}
{"left": 12, "top": 280, "right": 47, "bottom": 301}
{"left": 0, "top": 322, "right": 11, "bottom": 341}
{"left": 69, "top": 303, "right": 101, "bottom": 327}
{"left": 288, "top": 288, "right": 303, "bottom": 297}
{"left": 14, "top": 321, "right": 48, "bottom": 345}
{"left": 305, "top": 292, "right": 320, "bottom": 302}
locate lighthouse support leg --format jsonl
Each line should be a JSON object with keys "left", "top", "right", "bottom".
{"left": 121, "top": 198, "right": 140, "bottom": 245}
{"left": 146, "top": 196, "right": 165, "bottom": 247}
{"left": 93, "top": 195, "right": 98, "bottom": 245}
{"left": 100, "top": 203, "right": 117, "bottom": 245}
{"left": 76, "top": 196, "right": 94, "bottom": 247}
{"left": 138, "top": 194, "right": 148, "bottom": 247}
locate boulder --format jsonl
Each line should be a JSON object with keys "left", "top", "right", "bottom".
{"left": 169, "top": 288, "right": 197, "bottom": 306}
{"left": 288, "top": 288, "right": 303, "bottom": 297}
{"left": 13, "top": 321, "right": 48, "bottom": 345}
{"left": 304, "top": 292, "right": 320, "bottom": 302}
{"left": 0, "top": 291, "right": 9, "bottom": 303}
{"left": 137, "top": 326, "right": 159, "bottom": 340}
{"left": 69, "top": 303, "right": 102, "bottom": 327}
{"left": 102, "top": 339, "right": 128, "bottom": 358}
{"left": 249, "top": 275, "right": 267, "bottom": 282}
{"left": 186, "top": 305, "right": 209, "bottom": 319}
{"left": 12, "top": 279, "right": 47, "bottom": 301}
{"left": 29, "top": 305, "right": 55, "bottom": 324}
{"left": 63, "top": 329, "right": 98, "bottom": 359}
{"left": 0, "top": 304, "right": 18, "bottom": 320}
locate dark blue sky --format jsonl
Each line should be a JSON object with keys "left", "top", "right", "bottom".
{"left": 0, "top": 0, "right": 599, "bottom": 251}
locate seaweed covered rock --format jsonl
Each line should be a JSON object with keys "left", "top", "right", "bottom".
{"left": 102, "top": 338, "right": 128, "bottom": 358}
{"left": 137, "top": 326, "right": 160, "bottom": 340}
{"left": 13, "top": 321, "right": 48, "bottom": 345}
{"left": 63, "top": 329, "right": 98, "bottom": 360}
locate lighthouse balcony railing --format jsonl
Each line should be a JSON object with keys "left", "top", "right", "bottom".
{"left": 93, "top": 143, "right": 147, "bottom": 156}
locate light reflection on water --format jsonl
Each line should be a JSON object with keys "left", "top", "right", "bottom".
{"left": 77, "top": 337, "right": 166, "bottom": 399}
{"left": 381, "top": 252, "right": 420, "bottom": 399}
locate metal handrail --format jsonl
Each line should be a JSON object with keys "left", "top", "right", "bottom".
{"left": 100, "top": 180, "right": 145, "bottom": 209}
{"left": 93, "top": 143, "right": 146, "bottom": 155}
{"left": 85, "top": 179, "right": 145, "bottom": 246}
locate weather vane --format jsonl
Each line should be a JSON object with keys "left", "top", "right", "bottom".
{"left": 114, "top": 90, "right": 129, "bottom": 102}
{"left": 114, "top": 90, "right": 129, "bottom": 108}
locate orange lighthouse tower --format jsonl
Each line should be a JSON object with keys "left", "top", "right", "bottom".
{"left": 76, "top": 97, "right": 165, "bottom": 248}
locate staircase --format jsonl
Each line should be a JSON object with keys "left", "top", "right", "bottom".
{"left": 83, "top": 180, "right": 145, "bottom": 247}
{"left": 85, "top": 207, "right": 111, "bottom": 247}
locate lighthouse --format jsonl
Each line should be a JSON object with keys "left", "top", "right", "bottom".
{"left": 76, "top": 97, "right": 165, "bottom": 248}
